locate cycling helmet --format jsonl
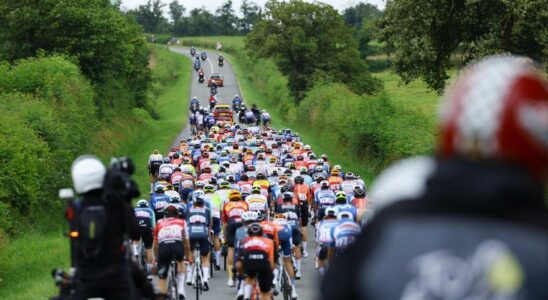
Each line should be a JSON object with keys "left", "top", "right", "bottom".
{"left": 337, "top": 212, "right": 353, "bottom": 220}
{"left": 333, "top": 165, "right": 342, "bottom": 171}
{"left": 208, "top": 177, "right": 218, "bottom": 185}
{"left": 294, "top": 176, "right": 304, "bottom": 184}
{"left": 195, "top": 181, "right": 205, "bottom": 189}
{"left": 317, "top": 159, "right": 324, "bottom": 164}
{"left": 304, "top": 145, "right": 311, "bottom": 150}
{"left": 193, "top": 190, "right": 205, "bottom": 199}
{"left": 345, "top": 172, "right": 354, "bottom": 179}
{"left": 164, "top": 204, "right": 179, "bottom": 218}
{"left": 247, "top": 165, "right": 256, "bottom": 172}
{"left": 354, "top": 188, "right": 366, "bottom": 198}
{"left": 202, "top": 166, "right": 212, "bottom": 173}
{"left": 228, "top": 190, "right": 241, "bottom": 201}
{"left": 284, "top": 169, "right": 293, "bottom": 176}
{"left": 314, "top": 166, "right": 324, "bottom": 173}
{"left": 173, "top": 153, "right": 180, "bottom": 159}
{"left": 336, "top": 191, "right": 347, "bottom": 204}
{"left": 282, "top": 192, "right": 293, "bottom": 202}
{"left": 242, "top": 211, "right": 258, "bottom": 223}
{"left": 320, "top": 180, "right": 329, "bottom": 189}
{"left": 281, "top": 185, "right": 291, "bottom": 193}
{"left": 163, "top": 157, "right": 170, "bottom": 163}
{"left": 256, "top": 212, "right": 267, "bottom": 222}
{"left": 170, "top": 195, "right": 181, "bottom": 203}
{"left": 182, "top": 157, "right": 191, "bottom": 164}
{"left": 204, "top": 185, "right": 215, "bottom": 193}
{"left": 219, "top": 181, "right": 230, "bottom": 189}
{"left": 300, "top": 167, "right": 308, "bottom": 174}
{"left": 252, "top": 186, "right": 261, "bottom": 193}
{"left": 137, "top": 199, "right": 148, "bottom": 208}
{"left": 240, "top": 174, "right": 249, "bottom": 181}
{"left": 325, "top": 207, "right": 337, "bottom": 218}
{"left": 331, "top": 169, "right": 340, "bottom": 176}
{"left": 194, "top": 196, "right": 205, "bottom": 206}
{"left": 71, "top": 155, "right": 106, "bottom": 194}
{"left": 155, "top": 185, "right": 165, "bottom": 193}
{"left": 309, "top": 153, "right": 317, "bottom": 159}
{"left": 440, "top": 56, "right": 548, "bottom": 178}
{"left": 297, "top": 155, "right": 304, "bottom": 161}
{"left": 247, "top": 223, "right": 263, "bottom": 237}
{"left": 256, "top": 172, "right": 266, "bottom": 180}
{"left": 226, "top": 174, "right": 235, "bottom": 182}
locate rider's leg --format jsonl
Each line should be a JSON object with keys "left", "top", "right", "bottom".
{"left": 177, "top": 261, "right": 187, "bottom": 297}
{"left": 227, "top": 247, "right": 235, "bottom": 282}
{"left": 214, "top": 235, "right": 221, "bottom": 268}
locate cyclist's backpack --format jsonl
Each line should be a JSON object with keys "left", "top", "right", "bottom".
{"left": 77, "top": 198, "right": 108, "bottom": 260}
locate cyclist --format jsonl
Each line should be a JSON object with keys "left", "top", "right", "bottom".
{"left": 223, "top": 190, "right": 249, "bottom": 287}
{"left": 322, "top": 56, "right": 548, "bottom": 300}
{"left": 148, "top": 150, "right": 163, "bottom": 186}
{"left": 185, "top": 196, "right": 212, "bottom": 291}
{"left": 314, "top": 180, "right": 336, "bottom": 221}
{"left": 276, "top": 192, "right": 303, "bottom": 279}
{"left": 236, "top": 223, "right": 276, "bottom": 300}
{"left": 133, "top": 199, "right": 156, "bottom": 275}
{"left": 150, "top": 186, "right": 170, "bottom": 220}
{"left": 235, "top": 211, "right": 259, "bottom": 299}
{"left": 293, "top": 175, "right": 311, "bottom": 258}
{"left": 334, "top": 191, "right": 356, "bottom": 220}
{"left": 154, "top": 204, "right": 193, "bottom": 300}
{"left": 159, "top": 157, "right": 175, "bottom": 181}
{"left": 272, "top": 213, "right": 299, "bottom": 299}
{"left": 169, "top": 195, "right": 187, "bottom": 218}
{"left": 315, "top": 207, "right": 339, "bottom": 276}
{"left": 350, "top": 188, "right": 368, "bottom": 223}
{"left": 327, "top": 169, "right": 343, "bottom": 191}
{"left": 328, "top": 211, "right": 361, "bottom": 260}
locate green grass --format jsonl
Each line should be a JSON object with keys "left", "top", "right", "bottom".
{"left": 0, "top": 45, "right": 191, "bottom": 300}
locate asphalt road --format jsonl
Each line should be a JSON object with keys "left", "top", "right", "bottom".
{"left": 168, "top": 46, "right": 320, "bottom": 300}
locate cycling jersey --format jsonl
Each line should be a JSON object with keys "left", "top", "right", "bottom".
{"left": 330, "top": 219, "right": 361, "bottom": 255}
{"left": 328, "top": 176, "right": 343, "bottom": 191}
{"left": 150, "top": 193, "right": 171, "bottom": 219}
{"left": 222, "top": 201, "right": 249, "bottom": 224}
{"left": 134, "top": 206, "right": 156, "bottom": 229}
{"left": 154, "top": 218, "right": 189, "bottom": 244}
{"left": 335, "top": 204, "right": 357, "bottom": 221}
{"left": 316, "top": 219, "right": 339, "bottom": 247}
{"left": 245, "top": 194, "right": 268, "bottom": 213}
{"left": 186, "top": 205, "right": 211, "bottom": 239}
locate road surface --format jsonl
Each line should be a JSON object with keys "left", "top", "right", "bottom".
{"left": 168, "top": 46, "right": 320, "bottom": 300}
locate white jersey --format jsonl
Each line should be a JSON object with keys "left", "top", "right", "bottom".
{"left": 165, "top": 190, "right": 181, "bottom": 199}
{"left": 149, "top": 153, "right": 163, "bottom": 163}
{"left": 159, "top": 163, "right": 175, "bottom": 176}
{"left": 261, "top": 112, "right": 271, "bottom": 121}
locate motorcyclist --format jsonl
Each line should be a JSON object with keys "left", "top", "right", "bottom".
{"left": 322, "top": 56, "right": 548, "bottom": 300}
{"left": 210, "top": 81, "right": 218, "bottom": 95}
{"left": 232, "top": 95, "right": 242, "bottom": 112}
{"left": 218, "top": 55, "right": 224, "bottom": 66}
{"left": 198, "top": 68, "right": 205, "bottom": 82}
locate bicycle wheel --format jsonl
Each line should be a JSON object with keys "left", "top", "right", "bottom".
{"left": 168, "top": 261, "right": 178, "bottom": 300}
{"left": 281, "top": 269, "right": 292, "bottom": 300}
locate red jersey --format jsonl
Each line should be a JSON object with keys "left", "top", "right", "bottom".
{"left": 294, "top": 161, "right": 307, "bottom": 169}
{"left": 239, "top": 236, "right": 275, "bottom": 265}
{"left": 172, "top": 158, "right": 182, "bottom": 166}
{"left": 198, "top": 173, "right": 214, "bottom": 181}
{"left": 154, "top": 218, "right": 189, "bottom": 244}
{"left": 351, "top": 196, "right": 368, "bottom": 210}
{"left": 222, "top": 201, "right": 249, "bottom": 223}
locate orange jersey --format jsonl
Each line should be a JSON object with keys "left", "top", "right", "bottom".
{"left": 328, "top": 176, "right": 343, "bottom": 190}
{"left": 222, "top": 201, "right": 249, "bottom": 223}
{"left": 260, "top": 220, "right": 279, "bottom": 246}
{"left": 293, "top": 184, "right": 312, "bottom": 204}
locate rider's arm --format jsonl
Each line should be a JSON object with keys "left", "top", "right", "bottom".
{"left": 183, "top": 223, "right": 193, "bottom": 263}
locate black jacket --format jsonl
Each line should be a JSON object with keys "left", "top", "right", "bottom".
{"left": 322, "top": 158, "right": 548, "bottom": 299}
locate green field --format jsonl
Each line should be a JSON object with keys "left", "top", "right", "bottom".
{"left": 0, "top": 45, "right": 191, "bottom": 300}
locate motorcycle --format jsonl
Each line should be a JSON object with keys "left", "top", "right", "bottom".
{"left": 210, "top": 85, "right": 218, "bottom": 95}
{"left": 190, "top": 48, "right": 196, "bottom": 56}
{"left": 194, "top": 61, "right": 201, "bottom": 71}
{"left": 201, "top": 52, "right": 207, "bottom": 61}
{"left": 233, "top": 103, "right": 241, "bottom": 113}
{"left": 198, "top": 73, "right": 205, "bottom": 83}
{"left": 209, "top": 98, "right": 217, "bottom": 110}
{"left": 219, "top": 60, "right": 224, "bottom": 67}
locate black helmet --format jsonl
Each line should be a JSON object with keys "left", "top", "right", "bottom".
{"left": 240, "top": 174, "right": 249, "bottom": 181}
{"left": 256, "top": 172, "right": 266, "bottom": 180}
{"left": 163, "top": 157, "right": 170, "bottom": 163}
{"left": 173, "top": 153, "right": 180, "bottom": 159}
{"left": 283, "top": 192, "right": 293, "bottom": 202}
{"left": 155, "top": 186, "right": 164, "bottom": 193}
{"left": 294, "top": 176, "right": 304, "bottom": 184}
{"left": 247, "top": 223, "right": 263, "bottom": 237}
{"left": 194, "top": 196, "right": 205, "bottom": 206}
{"left": 354, "top": 188, "right": 366, "bottom": 198}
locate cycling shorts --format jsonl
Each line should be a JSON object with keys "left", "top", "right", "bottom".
{"left": 179, "top": 187, "right": 193, "bottom": 201}
{"left": 291, "top": 226, "right": 302, "bottom": 247}
{"left": 190, "top": 237, "right": 210, "bottom": 257}
{"left": 157, "top": 241, "right": 184, "bottom": 279}
{"left": 300, "top": 202, "right": 309, "bottom": 226}
{"left": 227, "top": 220, "right": 244, "bottom": 247}
{"left": 138, "top": 225, "right": 153, "bottom": 249}
{"left": 316, "top": 245, "right": 328, "bottom": 261}
{"left": 277, "top": 229, "right": 292, "bottom": 257}
{"left": 149, "top": 162, "right": 161, "bottom": 175}
{"left": 241, "top": 251, "right": 273, "bottom": 293}
{"left": 212, "top": 217, "right": 221, "bottom": 235}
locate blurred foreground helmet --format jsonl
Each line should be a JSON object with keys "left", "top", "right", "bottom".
{"left": 71, "top": 155, "right": 106, "bottom": 194}
{"left": 439, "top": 56, "right": 547, "bottom": 178}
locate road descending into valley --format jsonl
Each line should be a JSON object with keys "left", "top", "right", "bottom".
{"left": 168, "top": 47, "right": 320, "bottom": 300}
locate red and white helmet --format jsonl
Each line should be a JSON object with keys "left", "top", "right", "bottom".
{"left": 439, "top": 56, "right": 547, "bottom": 178}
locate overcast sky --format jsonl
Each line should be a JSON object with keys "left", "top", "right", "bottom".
{"left": 121, "top": 0, "right": 386, "bottom": 17}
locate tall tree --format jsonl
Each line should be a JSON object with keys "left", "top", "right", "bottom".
{"left": 240, "top": 0, "right": 262, "bottom": 34}
{"left": 342, "top": 2, "right": 383, "bottom": 29}
{"left": 246, "top": 0, "right": 380, "bottom": 101}
{"left": 169, "top": 0, "right": 186, "bottom": 34}
{"left": 215, "top": 0, "right": 238, "bottom": 35}
{"left": 187, "top": 8, "right": 217, "bottom": 36}
{"left": 378, "top": 0, "right": 547, "bottom": 93}
{"left": 132, "top": 0, "right": 167, "bottom": 33}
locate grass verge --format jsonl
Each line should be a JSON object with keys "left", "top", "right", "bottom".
{"left": 0, "top": 45, "right": 191, "bottom": 300}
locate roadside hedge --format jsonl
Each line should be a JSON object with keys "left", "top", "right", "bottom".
{"left": 0, "top": 56, "right": 97, "bottom": 236}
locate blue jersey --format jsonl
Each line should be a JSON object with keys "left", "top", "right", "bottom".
{"left": 330, "top": 219, "right": 361, "bottom": 252}
{"left": 315, "top": 189, "right": 336, "bottom": 208}
{"left": 233, "top": 97, "right": 241, "bottom": 106}
{"left": 134, "top": 207, "right": 156, "bottom": 229}
{"left": 275, "top": 203, "right": 301, "bottom": 229}
{"left": 316, "top": 219, "right": 339, "bottom": 247}
{"left": 335, "top": 204, "right": 357, "bottom": 221}
{"left": 186, "top": 205, "right": 211, "bottom": 239}
{"left": 150, "top": 194, "right": 170, "bottom": 213}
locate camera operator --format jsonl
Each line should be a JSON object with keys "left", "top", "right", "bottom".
{"left": 70, "top": 155, "right": 154, "bottom": 299}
